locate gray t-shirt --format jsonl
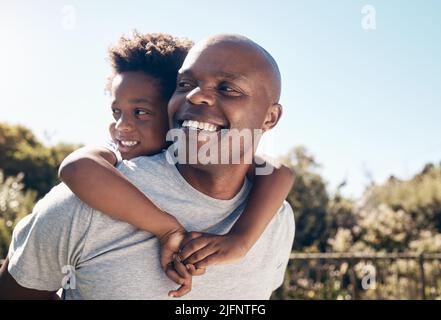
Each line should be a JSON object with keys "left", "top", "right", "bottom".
{"left": 7, "top": 151, "right": 295, "bottom": 299}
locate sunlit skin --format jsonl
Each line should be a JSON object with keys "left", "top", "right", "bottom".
{"left": 168, "top": 35, "right": 283, "bottom": 200}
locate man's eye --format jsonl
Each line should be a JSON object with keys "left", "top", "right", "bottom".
{"left": 220, "top": 86, "right": 234, "bottom": 92}
{"left": 219, "top": 85, "right": 241, "bottom": 96}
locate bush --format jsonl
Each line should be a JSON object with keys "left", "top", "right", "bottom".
{"left": 0, "top": 171, "right": 36, "bottom": 258}
{"left": 0, "top": 122, "right": 81, "bottom": 198}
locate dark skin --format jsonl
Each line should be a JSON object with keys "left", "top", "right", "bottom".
{"left": 167, "top": 35, "right": 287, "bottom": 266}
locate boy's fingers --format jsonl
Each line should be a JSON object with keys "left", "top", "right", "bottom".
{"left": 184, "top": 246, "right": 217, "bottom": 265}
{"left": 169, "top": 257, "right": 193, "bottom": 298}
{"left": 187, "top": 264, "right": 206, "bottom": 276}
{"left": 194, "top": 254, "right": 222, "bottom": 269}
{"left": 179, "top": 237, "right": 210, "bottom": 261}
{"left": 168, "top": 281, "right": 191, "bottom": 298}
{"left": 173, "top": 256, "right": 192, "bottom": 279}
{"left": 165, "top": 266, "right": 186, "bottom": 285}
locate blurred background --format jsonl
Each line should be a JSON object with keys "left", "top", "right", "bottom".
{"left": 0, "top": 0, "right": 440, "bottom": 299}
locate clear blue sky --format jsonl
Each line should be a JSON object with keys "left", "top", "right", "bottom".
{"left": 1, "top": 0, "right": 440, "bottom": 198}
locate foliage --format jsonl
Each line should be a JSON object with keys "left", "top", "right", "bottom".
{"left": 0, "top": 171, "right": 36, "bottom": 258}
{"left": 362, "top": 164, "right": 441, "bottom": 232}
{"left": 276, "top": 147, "right": 441, "bottom": 299}
{"left": 281, "top": 147, "right": 330, "bottom": 251}
{"left": 0, "top": 122, "right": 81, "bottom": 198}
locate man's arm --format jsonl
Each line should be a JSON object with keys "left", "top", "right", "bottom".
{"left": 0, "top": 258, "right": 59, "bottom": 300}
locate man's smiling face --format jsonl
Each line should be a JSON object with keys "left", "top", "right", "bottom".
{"left": 168, "top": 37, "right": 281, "bottom": 165}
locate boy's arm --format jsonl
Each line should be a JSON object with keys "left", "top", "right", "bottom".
{"left": 58, "top": 146, "right": 183, "bottom": 238}
{"left": 59, "top": 146, "right": 195, "bottom": 296}
{"left": 179, "top": 156, "right": 295, "bottom": 268}
{"left": 229, "top": 158, "right": 294, "bottom": 249}
{"left": 229, "top": 156, "right": 295, "bottom": 248}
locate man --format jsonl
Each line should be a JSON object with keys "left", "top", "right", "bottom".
{"left": 0, "top": 34, "right": 294, "bottom": 299}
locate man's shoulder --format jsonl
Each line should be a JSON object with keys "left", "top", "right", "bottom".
{"left": 34, "top": 183, "right": 86, "bottom": 212}
{"left": 17, "top": 183, "right": 92, "bottom": 233}
{"left": 8, "top": 183, "right": 94, "bottom": 292}
{"left": 275, "top": 201, "right": 295, "bottom": 227}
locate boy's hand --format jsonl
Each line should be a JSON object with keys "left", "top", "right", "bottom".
{"left": 158, "top": 228, "right": 205, "bottom": 297}
{"left": 178, "top": 232, "right": 251, "bottom": 269}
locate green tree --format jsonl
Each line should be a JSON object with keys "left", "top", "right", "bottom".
{"left": 363, "top": 163, "right": 441, "bottom": 233}
{"left": 0, "top": 122, "right": 81, "bottom": 198}
{"left": 328, "top": 162, "right": 441, "bottom": 253}
{"left": 281, "top": 146, "right": 330, "bottom": 251}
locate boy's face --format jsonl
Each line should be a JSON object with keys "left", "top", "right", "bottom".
{"left": 109, "top": 71, "right": 169, "bottom": 160}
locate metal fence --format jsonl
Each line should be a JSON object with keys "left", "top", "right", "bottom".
{"left": 274, "top": 252, "right": 441, "bottom": 300}
{"left": 2, "top": 254, "right": 441, "bottom": 300}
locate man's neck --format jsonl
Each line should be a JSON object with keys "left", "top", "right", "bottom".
{"left": 176, "top": 163, "right": 250, "bottom": 200}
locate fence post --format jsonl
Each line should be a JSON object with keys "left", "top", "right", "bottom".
{"left": 418, "top": 254, "right": 426, "bottom": 300}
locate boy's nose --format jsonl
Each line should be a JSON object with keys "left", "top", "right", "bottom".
{"left": 186, "top": 87, "right": 215, "bottom": 107}
{"left": 115, "top": 115, "right": 135, "bottom": 132}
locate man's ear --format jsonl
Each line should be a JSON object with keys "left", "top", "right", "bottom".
{"left": 262, "top": 103, "right": 282, "bottom": 132}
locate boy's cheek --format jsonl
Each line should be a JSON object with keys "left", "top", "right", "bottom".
{"left": 108, "top": 122, "right": 117, "bottom": 140}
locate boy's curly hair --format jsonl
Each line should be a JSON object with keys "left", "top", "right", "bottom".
{"left": 107, "top": 31, "right": 193, "bottom": 100}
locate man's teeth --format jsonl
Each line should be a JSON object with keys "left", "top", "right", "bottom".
{"left": 120, "top": 140, "right": 138, "bottom": 147}
{"left": 181, "top": 120, "right": 218, "bottom": 132}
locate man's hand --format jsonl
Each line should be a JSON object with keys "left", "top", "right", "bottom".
{"left": 158, "top": 228, "right": 205, "bottom": 297}
{"left": 178, "top": 232, "right": 251, "bottom": 269}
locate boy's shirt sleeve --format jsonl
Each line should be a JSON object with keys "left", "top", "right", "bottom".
{"left": 103, "top": 139, "right": 122, "bottom": 164}
{"left": 7, "top": 184, "right": 93, "bottom": 292}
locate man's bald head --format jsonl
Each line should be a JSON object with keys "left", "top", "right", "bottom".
{"left": 168, "top": 33, "right": 284, "bottom": 170}
{"left": 187, "top": 34, "right": 282, "bottom": 103}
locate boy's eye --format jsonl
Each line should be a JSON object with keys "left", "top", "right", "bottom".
{"left": 177, "top": 80, "right": 194, "bottom": 90}
{"left": 112, "top": 108, "right": 121, "bottom": 119}
{"left": 134, "top": 108, "right": 152, "bottom": 117}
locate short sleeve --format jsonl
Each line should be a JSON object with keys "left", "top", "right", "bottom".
{"left": 271, "top": 201, "right": 295, "bottom": 291}
{"left": 7, "top": 183, "right": 93, "bottom": 292}
{"left": 103, "top": 140, "right": 122, "bottom": 164}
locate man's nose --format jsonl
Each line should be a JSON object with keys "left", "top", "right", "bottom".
{"left": 115, "top": 114, "right": 135, "bottom": 132}
{"left": 186, "top": 87, "right": 215, "bottom": 107}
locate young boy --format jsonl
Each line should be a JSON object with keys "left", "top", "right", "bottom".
{"left": 59, "top": 32, "right": 294, "bottom": 298}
